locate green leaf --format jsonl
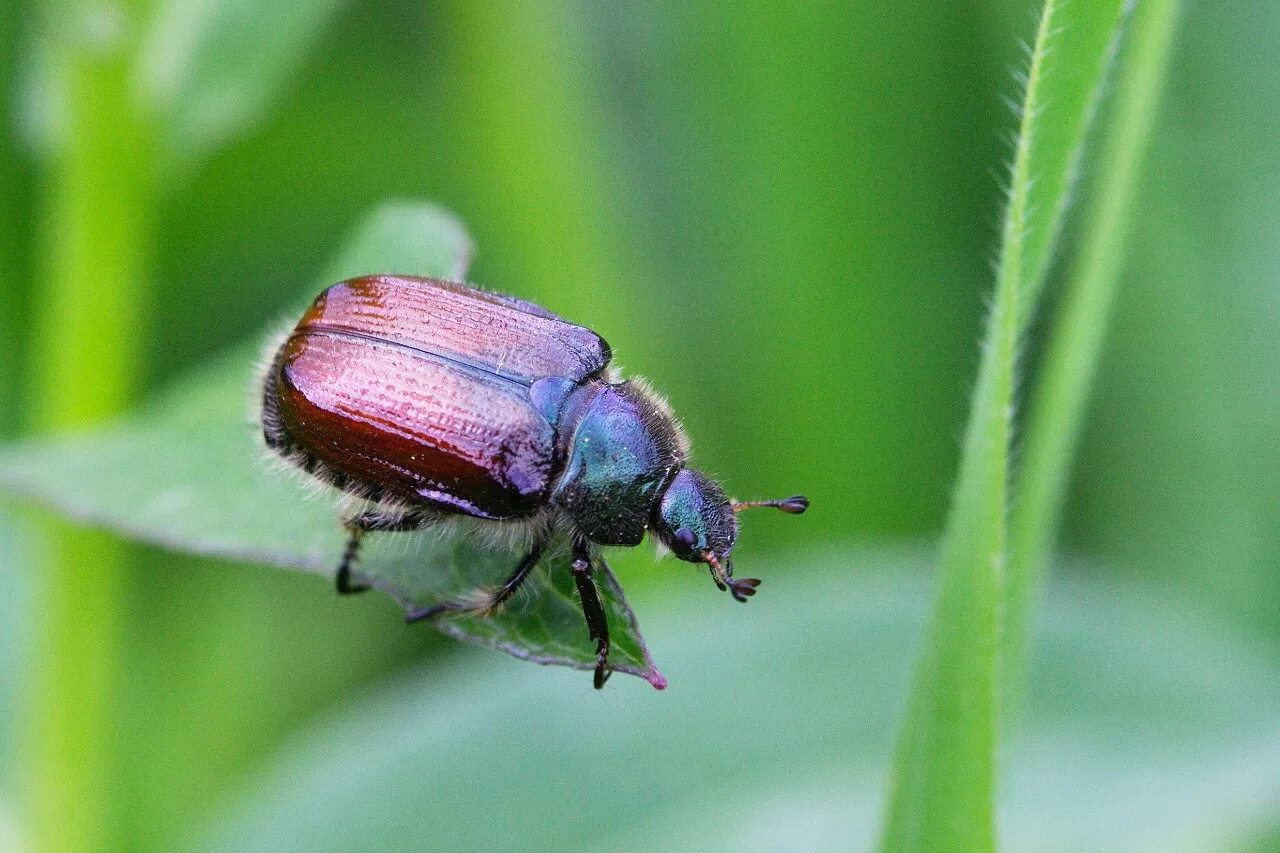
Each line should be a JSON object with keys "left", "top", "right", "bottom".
{"left": 880, "top": 2, "right": 1131, "bottom": 850}
{"left": 195, "top": 548, "right": 1280, "bottom": 853}
{"left": 0, "top": 201, "right": 665, "bottom": 689}
{"left": 137, "top": 0, "right": 348, "bottom": 171}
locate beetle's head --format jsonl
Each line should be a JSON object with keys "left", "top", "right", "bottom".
{"left": 654, "top": 467, "right": 809, "bottom": 602}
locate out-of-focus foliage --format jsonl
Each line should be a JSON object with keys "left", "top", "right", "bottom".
{"left": 198, "top": 553, "right": 1280, "bottom": 853}
{"left": 1, "top": 0, "right": 1276, "bottom": 850}
{"left": 882, "top": 2, "right": 1131, "bottom": 847}
{"left": 1071, "top": 3, "right": 1280, "bottom": 638}
{"left": 0, "top": 2, "right": 31, "bottom": 440}
{"left": 140, "top": 0, "right": 348, "bottom": 172}
{"left": 0, "top": 513, "right": 31, "bottom": 792}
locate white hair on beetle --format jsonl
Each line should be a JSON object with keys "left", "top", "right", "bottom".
{"left": 619, "top": 373, "right": 693, "bottom": 460}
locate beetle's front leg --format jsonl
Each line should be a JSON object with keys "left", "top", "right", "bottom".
{"left": 335, "top": 509, "right": 438, "bottom": 595}
{"left": 703, "top": 551, "right": 759, "bottom": 603}
{"left": 571, "top": 535, "right": 612, "bottom": 689}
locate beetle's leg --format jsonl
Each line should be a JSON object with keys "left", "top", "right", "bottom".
{"left": 335, "top": 526, "right": 370, "bottom": 595}
{"left": 571, "top": 535, "right": 612, "bottom": 689}
{"left": 348, "top": 508, "right": 438, "bottom": 532}
{"left": 336, "top": 510, "right": 438, "bottom": 595}
{"left": 404, "top": 537, "right": 548, "bottom": 623}
{"left": 703, "top": 551, "right": 759, "bottom": 603}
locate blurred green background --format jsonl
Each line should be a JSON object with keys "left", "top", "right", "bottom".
{"left": 1, "top": 1, "right": 1277, "bottom": 851}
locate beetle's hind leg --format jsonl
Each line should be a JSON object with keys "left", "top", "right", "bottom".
{"left": 336, "top": 527, "right": 369, "bottom": 595}
{"left": 404, "top": 536, "right": 549, "bottom": 622}
{"left": 335, "top": 509, "right": 438, "bottom": 595}
{"left": 571, "top": 534, "right": 612, "bottom": 689}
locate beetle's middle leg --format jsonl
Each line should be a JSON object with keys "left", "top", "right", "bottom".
{"left": 335, "top": 509, "right": 438, "bottom": 595}
{"left": 403, "top": 536, "right": 549, "bottom": 622}
{"left": 571, "top": 534, "right": 612, "bottom": 689}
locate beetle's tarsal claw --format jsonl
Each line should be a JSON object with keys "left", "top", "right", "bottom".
{"left": 593, "top": 649, "right": 612, "bottom": 689}
{"left": 728, "top": 577, "right": 761, "bottom": 602}
{"left": 704, "top": 551, "right": 757, "bottom": 600}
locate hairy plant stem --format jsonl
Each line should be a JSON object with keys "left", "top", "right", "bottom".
{"left": 1005, "top": 0, "right": 1181, "bottom": 699}
{"left": 879, "top": 5, "right": 1058, "bottom": 851}
{"left": 26, "top": 3, "right": 154, "bottom": 851}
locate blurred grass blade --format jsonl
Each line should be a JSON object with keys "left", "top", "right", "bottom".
{"left": 25, "top": 3, "right": 159, "bottom": 849}
{"left": 138, "top": 0, "right": 347, "bottom": 172}
{"left": 1007, "top": 0, "right": 1181, "bottom": 695}
{"left": 0, "top": 201, "right": 665, "bottom": 689}
{"left": 0, "top": 512, "right": 34, "bottom": 852}
{"left": 194, "top": 551, "right": 1280, "bottom": 853}
{"left": 0, "top": 512, "right": 33, "bottom": 795}
{"left": 880, "top": 6, "right": 1052, "bottom": 848}
{"left": 879, "top": 1, "right": 1128, "bottom": 849}
{"left": 0, "top": 3, "right": 28, "bottom": 440}
{"left": 1017, "top": 0, "right": 1133, "bottom": 308}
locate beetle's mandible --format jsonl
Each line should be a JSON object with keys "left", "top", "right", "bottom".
{"left": 260, "top": 275, "right": 808, "bottom": 688}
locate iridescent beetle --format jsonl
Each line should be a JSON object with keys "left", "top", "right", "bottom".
{"left": 260, "top": 276, "right": 808, "bottom": 687}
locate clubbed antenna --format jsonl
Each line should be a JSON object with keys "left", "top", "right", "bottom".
{"left": 703, "top": 550, "right": 760, "bottom": 603}
{"left": 732, "top": 494, "right": 810, "bottom": 515}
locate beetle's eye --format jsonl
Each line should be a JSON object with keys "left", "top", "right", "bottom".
{"left": 674, "top": 527, "right": 697, "bottom": 550}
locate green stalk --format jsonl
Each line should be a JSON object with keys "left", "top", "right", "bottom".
{"left": 879, "top": 5, "right": 1058, "bottom": 850}
{"left": 442, "top": 2, "right": 631, "bottom": 334}
{"left": 1005, "top": 0, "right": 1181, "bottom": 695}
{"left": 26, "top": 2, "right": 154, "bottom": 850}
{"left": 0, "top": 4, "right": 28, "bottom": 441}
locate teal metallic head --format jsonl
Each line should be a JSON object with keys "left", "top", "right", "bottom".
{"left": 654, "top": 468, "right": 808, "bottom": 602}
{"left": 548, "top": 378, "right": 809, "bottom": 603}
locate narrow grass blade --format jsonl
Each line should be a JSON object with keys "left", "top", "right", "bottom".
{"left": 1007, "top": 0, "right": 1182, "bottom": 696}
{"left": 24, "top": 4, "right": 158, "bottom": 849}
{"left": 1017, "top": 0, "right": 1134, "bottom": 307}
{"left": 878, "top": 1, "right": 1130, "bottom": 848}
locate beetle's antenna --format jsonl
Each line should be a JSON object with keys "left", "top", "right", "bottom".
{"left": 703, "top": 551, "right": 759, "bottom": 602}
{"left": 731, "top": 495, "right": 809, "bottom": 515}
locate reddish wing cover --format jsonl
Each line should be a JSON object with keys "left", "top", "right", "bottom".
{"left": 274, "top": 276, "right": 611, "bottom": 519}
{"left": 298, "top": 276, "right": 610, "bottom": 385}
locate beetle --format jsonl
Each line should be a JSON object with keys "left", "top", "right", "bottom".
{"left": 260, "top": 275, "right": 808, "bottom": 687}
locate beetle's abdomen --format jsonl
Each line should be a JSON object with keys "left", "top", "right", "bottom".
{"left": 274, "top": 331, "right": 556, "bottom": 519}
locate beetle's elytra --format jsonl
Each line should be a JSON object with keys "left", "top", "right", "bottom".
{"left": 261, "top": 275, "right": 808, "bottom": 688}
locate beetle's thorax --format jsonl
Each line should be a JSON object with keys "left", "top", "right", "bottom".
{"left": 548, "top": 378, "right": 689, "bottom": 546}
